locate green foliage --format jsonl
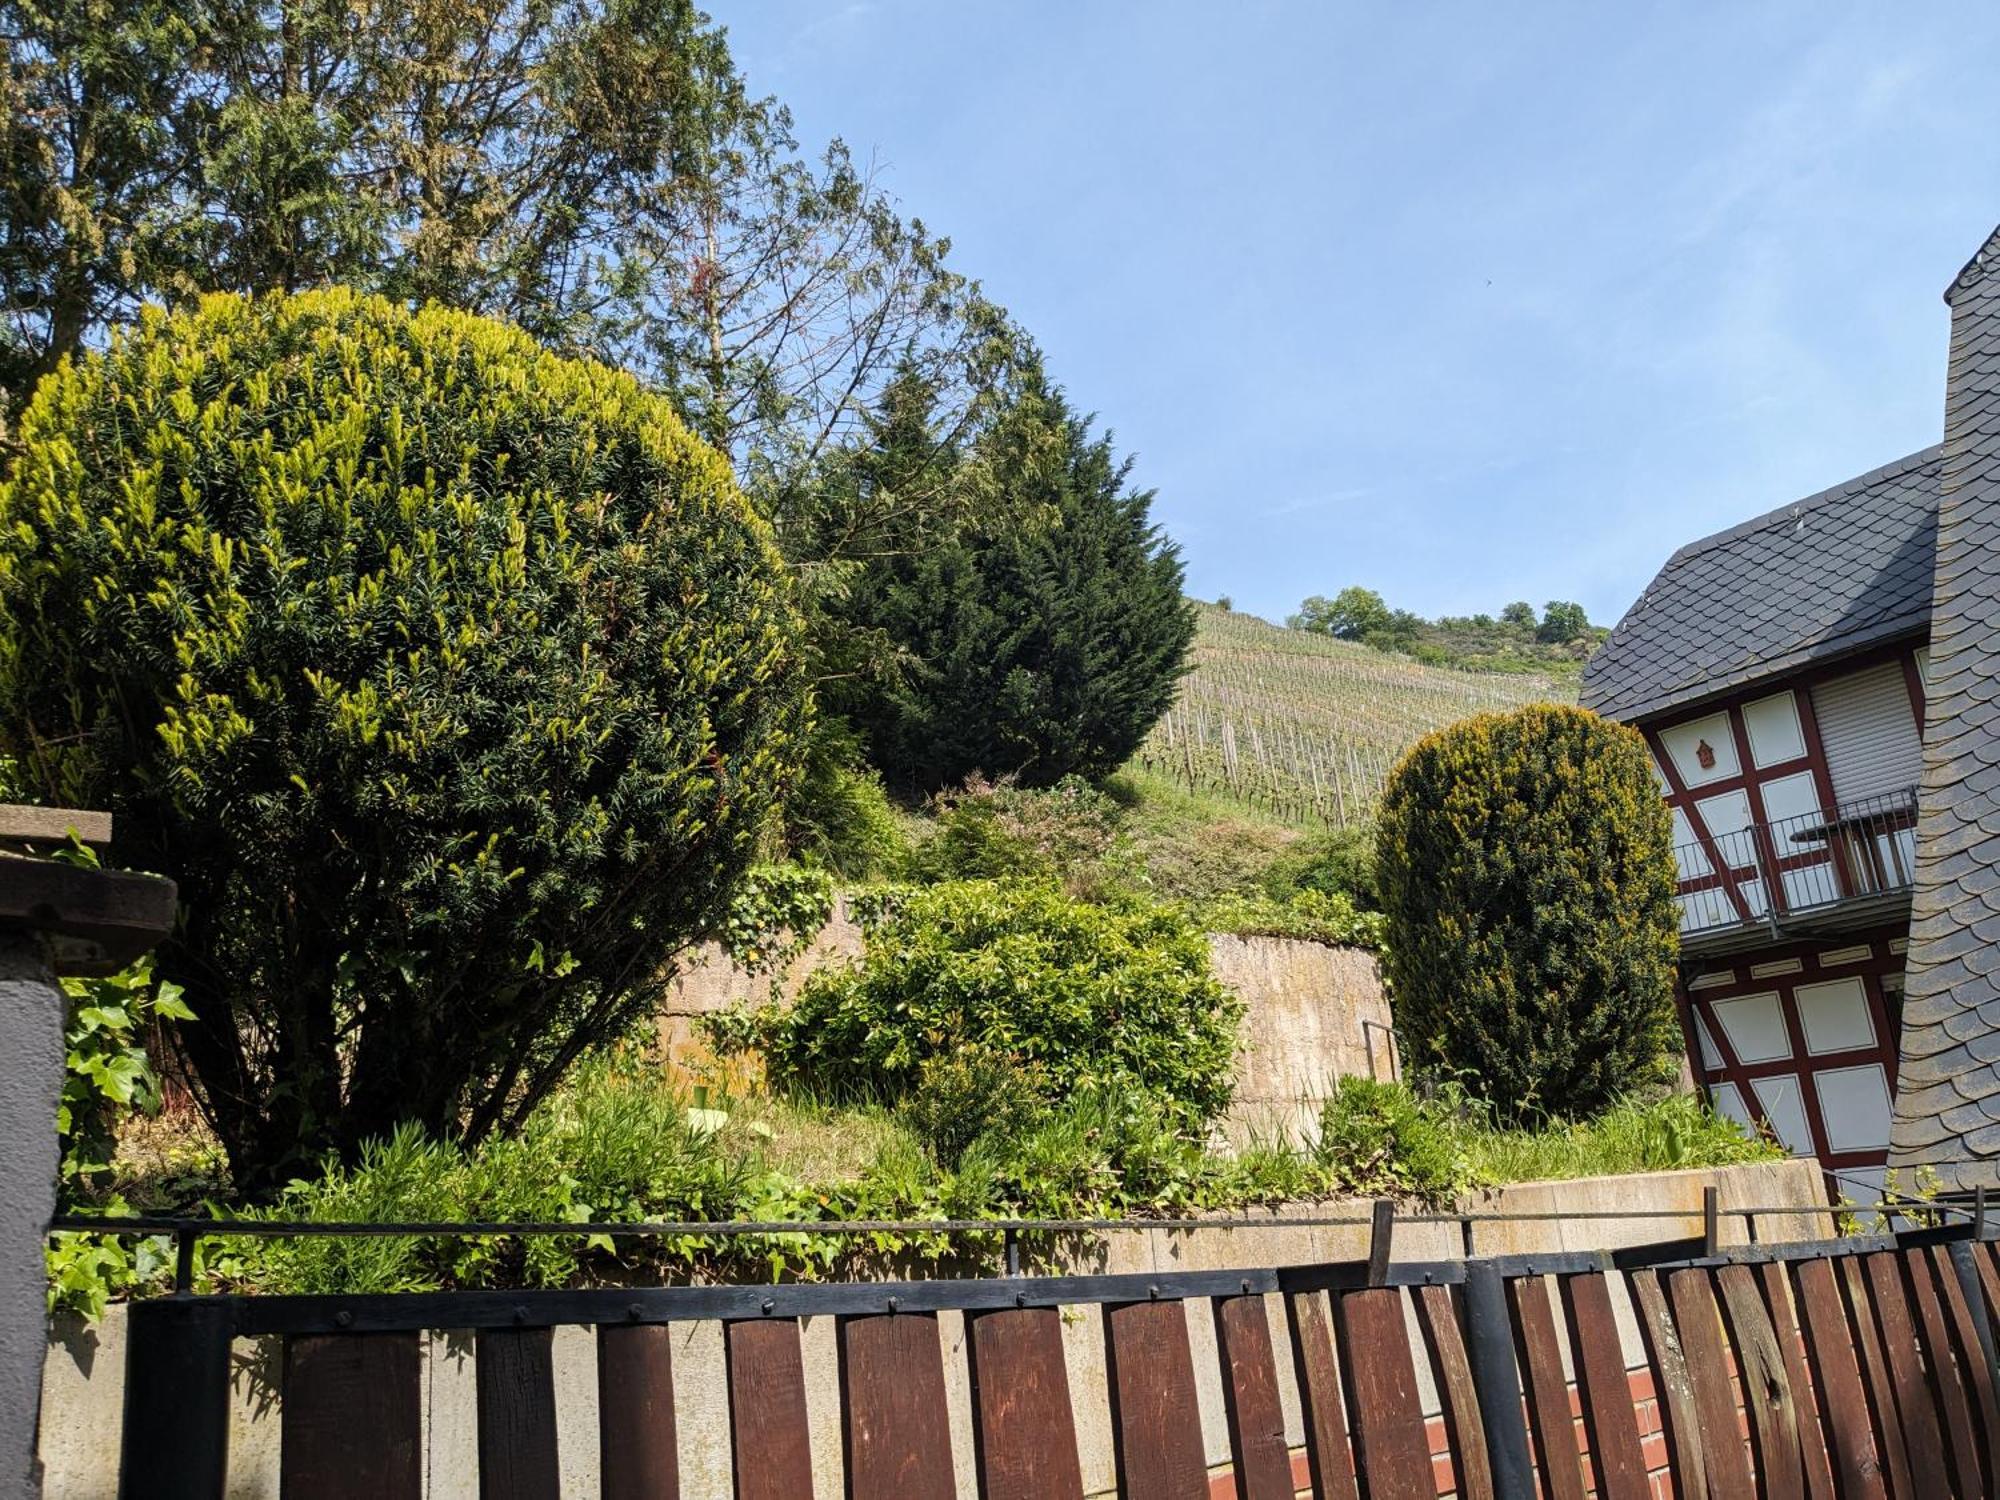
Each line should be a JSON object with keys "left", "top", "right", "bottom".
{"left": 1315, "top": 1077, "right": 1470, "bottom": 1198}
{"left": 1312, "top": 1079, "right": 1776, "bottom": 1202}
{"left": 63, "top": 1065, "right": 1774, "bottom": 1303}
{"left": 912, "top": 775, "right": 1127, "bottom": 896}
{"left": 1448, "top": 1090, "right": 1781, "bottom": 1183}
{"left": 1261, "top": 822, "right": 1380, "bottom": 907}
{"left": 1202, "top": 887, "right": 1386, "bottom": 951}
{"left": 0, "top": 0, "right": 1011, "bottom": 494}
{"left": 1536, "top": 600, "right": 1591, "bottom": 644}
{"left": 779, "top": 721, "right": 910, "bottom": 879}
{"left": 1375, "top": 705, "right": 1680, "bottom": 1121}
{"left": 1289, "top": 586, "right": 1392, "bottom": 641}
{"left": 763, "top": 879, "right": 1242, "bottom": 1126}
{"left": 834, "top": 362, "right": 1195, "bottom": 790}
{"left": 898, "top": 1046, "right": 1046, "bottom": 1167}
{"left": 46, "top": 947, "right": 193, "bottom": 1319}
{"left": 58, "top": 956, "right": 192, "bottom": 1188}
{"left": 1288, "top": 589, "right": 1606, "bottom": 676}
{"left": 0, "top": 288, "right": 810, "bottom": 1188}
{"left": 718, "top": 866, "right": 836, "bottom": 976}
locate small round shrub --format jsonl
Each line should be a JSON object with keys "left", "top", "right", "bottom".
{"left": 0, "top": 289, "right": 810, "bottom": 1187}
{"left": 899, "top": 1046, "right": 1046, "bottom": 1166}
{"left": 766, "top": 879, "right": 1242, "bottom": 1125}
{"left": 1375, "top": 704, "right": 1678, "bottom": 1121}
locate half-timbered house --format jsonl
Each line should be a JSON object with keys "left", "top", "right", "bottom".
{"left": 1583, "top": 223, "right": 2000, "bottom": 1202}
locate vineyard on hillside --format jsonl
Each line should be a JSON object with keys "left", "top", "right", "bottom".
{"left": 1134, "top": 606, "right": 1575, "bottom": 827}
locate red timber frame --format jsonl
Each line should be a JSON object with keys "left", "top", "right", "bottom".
{"left": 1677, "top": 928, "right": 1906, "bottom": 1181}
{"left": 1644, "top": 640, "right": 1927, "bottom": 1185}
{"left": 1644, "top": 639, "right": 1926, "bottom": 931}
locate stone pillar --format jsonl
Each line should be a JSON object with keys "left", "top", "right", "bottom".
{"left": 0, "top": 933, "right": 61, "bottom": 1500}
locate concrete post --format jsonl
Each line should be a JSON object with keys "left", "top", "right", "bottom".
{"left": 0, "top": 933, "right": 62, "bottom": 1500}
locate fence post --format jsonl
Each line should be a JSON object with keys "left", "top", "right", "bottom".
{"left": 1703, "top": 1185, "right": 1720, "bottom": 1256}
{"left": 1463, "top": 1260, "right": 1534, "bottom": 1500}
{"left": 118, "top": 1297, "right": 233, "bottom": 1500}
{"left": 1366, "top": 1199, "right": 1395, "bottom": 1286}
{"left": 0, "top": 932, "right": 65, "bottom": 1498}
{"left": 0, "top": 805, "right": 175, "bottom": 1499}
{"left": 1948, "top": 1241, "right": 1999, "bottom": 1384}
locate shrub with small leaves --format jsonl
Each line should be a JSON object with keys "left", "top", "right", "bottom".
{"left": 1314, "top": 1077, "right": 1468, "bottom": 1199}
{"left": 1375, "top": 704, "right": 1678, "bottom": 1121}
{"left": 899, "top": 1046, "right": 1046, "bottom": 1166}
{"left": 765, "top": 879, "right": 1242, "bottom": 1126}
{"left": 0, "top": 289, "right": 810, "bottom": 1188}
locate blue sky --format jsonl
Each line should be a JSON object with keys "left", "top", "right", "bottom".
{"left": 723, "top": 3, "right": 2000, "bottom": 629}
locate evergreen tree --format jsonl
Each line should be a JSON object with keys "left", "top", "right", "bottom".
{"left": 836, "top": 362, "right": 1194, "bottom": 790}
{"left": 1375, "top": 705, "right": 1679, "bottom": 1120}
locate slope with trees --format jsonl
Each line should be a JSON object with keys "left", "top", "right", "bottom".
{"left": 1289, "top": 587, "right": 1608, "bottom": 674}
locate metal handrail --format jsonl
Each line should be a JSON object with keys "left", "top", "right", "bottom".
{"left": 1671, "top": 785, "right": 1918, "bottom": 936}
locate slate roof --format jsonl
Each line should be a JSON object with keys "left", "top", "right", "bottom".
{"left": 1888, "top": 225, "right": 2000, "bottom": 1193}
{"left": 1579, "top": 448, "right": 1943, "bottom": 723}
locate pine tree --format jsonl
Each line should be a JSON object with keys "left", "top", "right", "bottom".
{"left": 837, "top": 361, "right": 1194, "bottom": 790}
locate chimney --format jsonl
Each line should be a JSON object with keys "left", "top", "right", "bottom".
{"left": 1886, "top": 225, "right": 2000, "bottom": 1192}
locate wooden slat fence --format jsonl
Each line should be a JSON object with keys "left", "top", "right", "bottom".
{"left": 112, "top": 1228, "right": 2000, "bottom": 1498}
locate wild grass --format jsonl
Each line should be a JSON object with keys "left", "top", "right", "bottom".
{"left": 1447, "top": 1091, "right": 1780, "bottom": 1184}
{"left": 80, "top": 1062, "right": 1776, "bottom": 1305}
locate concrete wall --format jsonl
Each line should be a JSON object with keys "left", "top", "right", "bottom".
{"left": 658, "top": 910, "right": 1396, "bottom": 1142}
{"left": 1205, "top": 933, "right": 1395, "bottom": 1145}
{"left": 38, "top": 1158, "right": 1830, "bottom": 1499}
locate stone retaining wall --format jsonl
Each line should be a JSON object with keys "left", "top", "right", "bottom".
{"left": 37, "top": 1158, "right": 1830, "bottom": 1498}
{"left": 657, "top": 905, "right": 1397, "bottom": 1143}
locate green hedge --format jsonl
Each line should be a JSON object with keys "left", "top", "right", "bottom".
{"left": 1375, "top": 704, "right": 1679, "bottom": 1119}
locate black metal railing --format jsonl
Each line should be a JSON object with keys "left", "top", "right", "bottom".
{"left": 1672, "top": 786, "right": 1918, "bottom": 936}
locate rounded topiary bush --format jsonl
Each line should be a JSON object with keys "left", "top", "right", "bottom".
{"left": 0, "top": 289, "right": 810, "bottom": 1187}
{"left": 765, "top": 879, "right": 1243, "bottom": 1126}
{"left": 1374, "top": 704, "right": 1678, "bottom": 1120}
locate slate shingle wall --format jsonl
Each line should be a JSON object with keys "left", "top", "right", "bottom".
{"left": 1580, "top": 449, "right": 1940, "bottom": 724}
{"left": 1887, "top": 227, "right": 2000, "bottom": 1191}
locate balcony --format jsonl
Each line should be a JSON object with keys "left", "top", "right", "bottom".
{"left": 1672, "top": 787, "right": 1918, "bottom": 956}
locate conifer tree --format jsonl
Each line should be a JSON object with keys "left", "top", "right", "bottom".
{"left": 836, "top": 361, "right": 1194, "bottom": 790}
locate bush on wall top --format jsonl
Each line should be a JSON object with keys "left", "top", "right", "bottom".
{"left": 759, "top": 878, "right": 1243, "bottom": 1126}
{"left": 0, "top": 288, "right": 811, "bottom": 1190}
{"left": 1374, "top": 703, "right": 1679, "bottom": 1121}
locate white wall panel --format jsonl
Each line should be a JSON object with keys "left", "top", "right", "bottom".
{"left": 1814, "top": 1065, "right": 1893, "bottom": 1153}
{"left": 1751, "top": 1074, "right": 1814, "bottom": 1154}
{"left": 1743, "top": 692, "right": 1807, "bottom": 767}
{"left": 1710, "top": 992, "right": 1789, "bottom": 1063}
{"left": 1695, "top": 788, "right": 1755, "bottom": 842}
{"left": 1759, "top": 771, "right": 1823, "bottom": 826}
{"left": 1659, "top": 713, "right": 1739, "bottom": 788}
{"left": 1794, "top": 977, "right": 1875, "bottom": 1055}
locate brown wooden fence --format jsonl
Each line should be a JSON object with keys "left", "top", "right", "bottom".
{"left": 108, "top": 1220, "right": 2000, "bottom": 1499}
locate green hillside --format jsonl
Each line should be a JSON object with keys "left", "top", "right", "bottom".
{"left": 1132, "top": 604, "right": 1575, "bottom": 827}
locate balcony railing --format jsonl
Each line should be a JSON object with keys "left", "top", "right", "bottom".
{"left": 1672, "top": 787, "right": 1918, "bottom": 939}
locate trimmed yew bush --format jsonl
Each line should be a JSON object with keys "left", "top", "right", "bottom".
{"left": 1374, "top": 704, "right": 1678, "bottom": 1120}
{"left": 0, "top": 289, "right": 810, "bottom": 1188}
